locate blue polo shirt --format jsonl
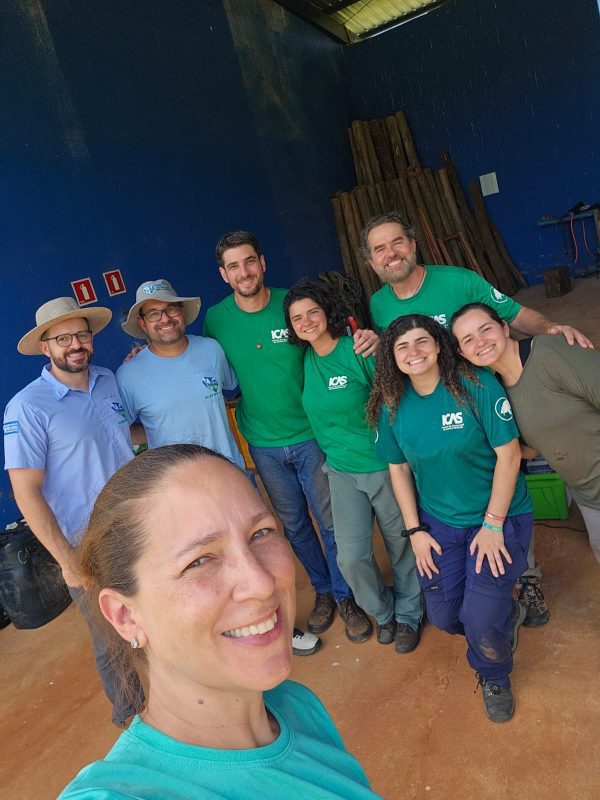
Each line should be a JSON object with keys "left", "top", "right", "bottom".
{"left": 116, "top": 335, "right": 244, "bottom": 468}
{"left": 3, "top": 365, "right": 133, "bottom": 545}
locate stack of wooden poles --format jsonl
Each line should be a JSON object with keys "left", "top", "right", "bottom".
{"left": 331, "top": 111, "right": 527, "bottom": 304}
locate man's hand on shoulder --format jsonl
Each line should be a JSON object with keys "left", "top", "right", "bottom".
{"left": 353, "top": 328, "right": 379, "bottom": 358}
{"left": 123, "top": 344, "right": 146, "bottom": 363}
{"left": 547, "top": 323, "right": 594, "bottom": 349}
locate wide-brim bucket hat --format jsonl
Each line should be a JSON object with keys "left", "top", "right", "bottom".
{"left": 122, "top": 279, "right": 201, "bottom": 339}
{"left": 18, "top": 297, "right": 112, "bottom": 355}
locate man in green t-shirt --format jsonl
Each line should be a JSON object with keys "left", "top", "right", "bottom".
{"left": 362, "top": 211, "right": 592, "bottom": 627}
{"left": 203, "top": 231, "right": 376, "bottom": 645}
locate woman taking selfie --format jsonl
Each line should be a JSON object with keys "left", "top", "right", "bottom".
{"left": 367, "top": 314, "right": 533, "bottom": 723}
{"left": 283, "top": 281, "right": 422, "bottom": 653}
{"left": 450, "top": 301, "right": 600, "bottom": 563}
{"left": 59, "top": 444, "right": 380, "bottom": 799}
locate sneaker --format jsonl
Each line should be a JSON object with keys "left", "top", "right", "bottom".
{"left": 394, "top": 622, "right": 420, "bottom": 654}
{"left": 476, "top": 674, "right": 515, "bottom": 723}
{"left": 509, "top": 598, "right": 527, "bottom": 653}
{"left": 336, "top": 598, "right": 372, "bottom": 643}
{"left": 376, "top": 618, "right": 397, "bottom": 645}
{"left": 292, "top": 627, "right": 322, "bottom": 656}
{"left": 308, "top": 592, "right": 336, "bottom": 634}
{"left": 517, "top": 577, "right": 550, "bottom": 627}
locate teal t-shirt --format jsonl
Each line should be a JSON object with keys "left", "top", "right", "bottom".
{"left": 58, "top": 680, "right": 381, "bottom": 799}
{"left": 302, "top": 336, "right": 385, "bottom": 473}
{"left": 370, "top": 265, "right": 522, "bottom": 332}
{"left": 375, "top": 368, "right": 531, "bottom": 527}
{"left": 203, "top": 289, "right": 313, "bottom": 447}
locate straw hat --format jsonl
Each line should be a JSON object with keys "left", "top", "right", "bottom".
{"left": 122, "top": 279, "right": 201, "bottom": 339}
{"left": 18, "top": 297, "right": 112, "bottom": 356}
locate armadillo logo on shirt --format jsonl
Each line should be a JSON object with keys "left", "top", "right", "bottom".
{"left": 495, "top": 397, "right": 513, "bottom": 421}
{"left": 271, "top": 328, "right": 289, "bottom": 343}
{"left": 490, "top": 287, "right": 508, "bottom": 304}
{"left": 328, "top": 376, "right": 348, "bottom": 390}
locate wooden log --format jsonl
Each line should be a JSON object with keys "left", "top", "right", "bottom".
{"left": 490, "top": 222, "right": 528, "bottom": 288}
{"left": 350, "top": 121, "right": 375, "bottom": 186}
{"left": 374, "top": 182, "right": 389, "bottom": 213}
{"left": 331, "top": 196, "right": 357, "bottom": 281}
{"left": 362, "top": 121, "right": 383, "bottom": 184}
{"left": 368, "top": 119, "right": 396, "bottom": 182}
{"left": 348, "top": 126, "right": 366, "bottom": 186}
{"left": 440, "top": 151, "right": 500, "bottom": 285}
{"left": 395, "top": 111, "right": 421, "bottom": 169}
{"left": 417, "top": 209, "right": 445, "bottom": 264}
{"left": 385, "top": 115, "right": 408, "bottom": 177}
{"left": 397, "top": 176, "right": 433, "bottom": 263}
{"left": 543, "top": 267, "right": 571, "bottom": 298}
{"left": 417, "top": 169, "right": 445, "bottom": 239}
{"left": 352, "top": 185, "right": 374, "bottom": 227}
{"left": 469, "top": 179, "right": 516, "bottom": 295}
{"left": 342, "top": 190, "right": 381, "bottom": 299}
{"left": 431, "top": 169, "right": 453, "bottom": 236}
{"left": 383, "top": 179, "right": 404, "bottom": 216}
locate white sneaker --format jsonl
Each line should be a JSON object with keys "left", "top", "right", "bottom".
{"left": 292, "top": 627, "right": 322, "bottom": 656}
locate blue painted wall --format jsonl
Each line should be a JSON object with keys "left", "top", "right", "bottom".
{"left": 0, "top": 0, "right": 354, "bottom": 525}
{"left": 343, "top": 0, "right": 600, "bottom": 283}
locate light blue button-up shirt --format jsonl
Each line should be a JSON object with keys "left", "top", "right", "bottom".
{"left": 3, "top": 364, "right": 133, "bottom": 545}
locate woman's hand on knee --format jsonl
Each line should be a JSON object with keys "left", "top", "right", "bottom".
{"left": 411, "top": 531, "right": 442, "bottom": 579}
{"left": 470, "top": 529, "right": 512, "bottom": 577}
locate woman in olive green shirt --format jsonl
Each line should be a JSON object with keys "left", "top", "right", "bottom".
{"left": 284, "top": 281, "right": 422, "bottom": 653}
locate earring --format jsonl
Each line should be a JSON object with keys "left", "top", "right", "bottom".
{"left": 130, "top": 637, "right": 139, "bottom": 649}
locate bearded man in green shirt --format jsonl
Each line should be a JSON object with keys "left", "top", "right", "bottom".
{"left": 362, "top": 211, "right": 593, "bottom": 627}
{"left": 204, "top": 231, "right": 378, "bottom": 645}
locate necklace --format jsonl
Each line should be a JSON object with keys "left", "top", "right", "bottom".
{"left": 408, "top": 265, "right": 426, "bottom": 298}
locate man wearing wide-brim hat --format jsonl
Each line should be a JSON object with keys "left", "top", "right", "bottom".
{"left": 4, "top": 296, "right": 142, "bottom": 725}
{"left": 116, "top": 279, "right": 246, "bottom": 470}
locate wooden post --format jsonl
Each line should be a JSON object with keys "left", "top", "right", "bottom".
{"left": 385, "top": 115, "right": 408, "bottom": 176}
{"left": 395, "top": 111, "right": 421, "bottom": 169}
{"left": 543, "top": 267, "right": 571, "bottom": 298}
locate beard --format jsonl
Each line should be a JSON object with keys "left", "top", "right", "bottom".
{"left": 234, "top": 273, "right": 264, "bottom": 297}
{"left": 51, "top": 347, "right": 92, "bottom": 374}
{"left": 373, "top": 254, "right": 417, "bottom": 285}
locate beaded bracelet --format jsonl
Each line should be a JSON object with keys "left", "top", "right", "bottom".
{"left": 482, "top": 521, "right": 503, "bottom": 532}
{"left": 485, "top": 511, "right": 506, "bottom": 522}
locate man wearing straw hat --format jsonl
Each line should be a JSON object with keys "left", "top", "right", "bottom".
{"left": 3, "top": 296, "right": 140, "bottom": 725}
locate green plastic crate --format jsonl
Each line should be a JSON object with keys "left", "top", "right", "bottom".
{"left": 524, "top": 472, "right": 569, "bottom": 520}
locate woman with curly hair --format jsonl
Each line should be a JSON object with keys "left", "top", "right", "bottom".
{"left": 283, "top": 281, "right": 423, "bottom": 653}
{"left": 367, "top": 314, "right": 533, "bottom": 723}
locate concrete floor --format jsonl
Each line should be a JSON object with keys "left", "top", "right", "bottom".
{"left": 1, "top": 275, "right": 600, "bottom": 800}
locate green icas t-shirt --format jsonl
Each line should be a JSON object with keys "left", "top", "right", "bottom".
{"left": 203, "top": 289, "right": 313, "bottom": 447}
{"left": 302, "top": 336, "right": 385, "bottom": 474}
{"left": 375, "top": 368, "right": 531, "bottom": 527}
{"left": 370, "top": 265, "right": 522, "bottom": 332}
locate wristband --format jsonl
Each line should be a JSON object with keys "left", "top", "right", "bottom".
{"left": 482, "top": 521, "right": 503, "bottom": 532}
{"left": 401, "top": 523, "right": 430, "bottom": 538}
{"left": 485, "top": 511, "right": 506, "bottom": 522}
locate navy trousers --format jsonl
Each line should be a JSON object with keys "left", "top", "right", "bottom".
{"left": 417, "top": 508, "right": 533, "bottom": 687}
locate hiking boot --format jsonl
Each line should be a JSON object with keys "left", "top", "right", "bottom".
{"left": 509, "top": 598, "right": 527, "bottom": 653}
{"left": 292, "top": 627, "right": 322, "bottom": 656}
{"left": 476, "top": 675, "right": 515, "bottom": 723}
{"left": 517, "top": 577, "right": 550, "bottom": 627}
{"left": 376, "top": 617, "right": 397, "bottom": 645}
{"left": 308, "top": 592, "right": 336, "bottom": 634}
{"left": 394, "top": 622, "right": 421, "bottom": 654}
{"left": 337, "top": 598, "right": 372, "bottom": 643}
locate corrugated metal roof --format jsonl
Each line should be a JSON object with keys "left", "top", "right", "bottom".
{"left": 335, "top": 1, "right": 445, "bottom": 38}
{"left": 272, "top": 0, "right": 452, "bottom": 43}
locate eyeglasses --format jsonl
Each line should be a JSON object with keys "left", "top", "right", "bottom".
{"left": 41, "top": 330, "right": 93, "bottom": 348}
{"left": 139, "top": 304, "right": 183, "bottom": 323}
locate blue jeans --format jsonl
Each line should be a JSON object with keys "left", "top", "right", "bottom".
{"left": 249, "top": 439, "right": 351, "bottom": 602}
{"left": 69, "top": 586, "right": 144, "bottom": 726}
